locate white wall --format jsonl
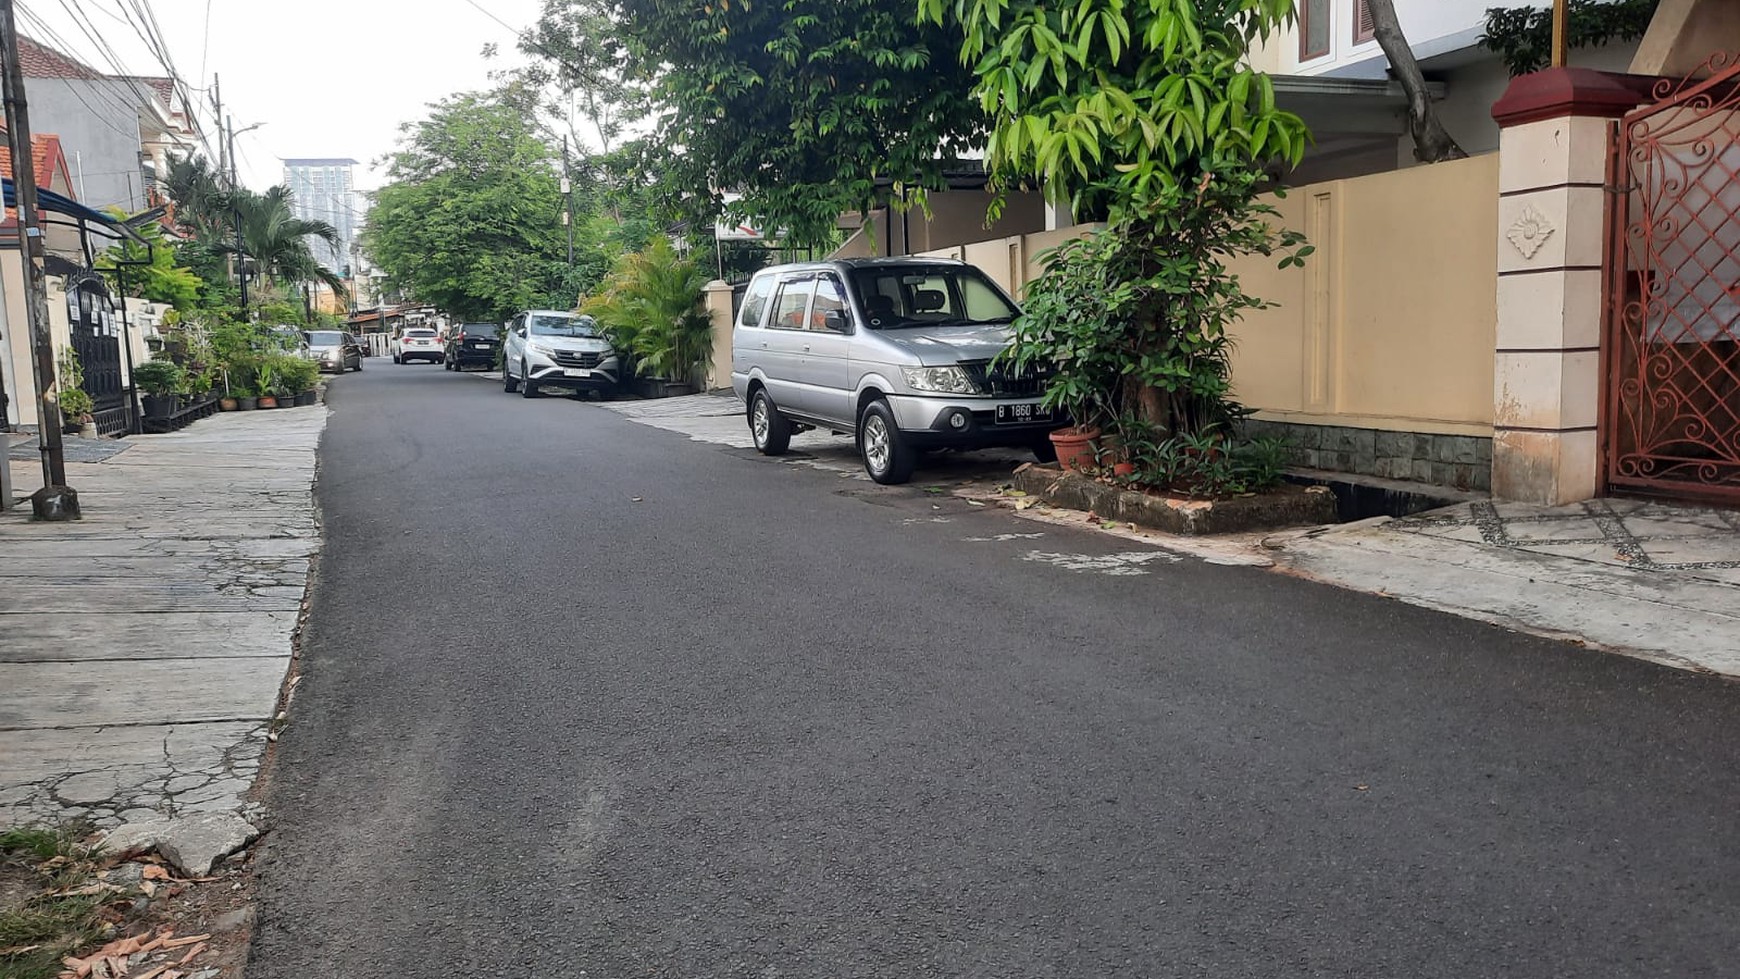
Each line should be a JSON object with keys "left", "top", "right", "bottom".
{"left": 1251, "top": 0, "right": 1534, "bottom": 78}
{"left": 29, "top": 79, "right": 148, "bottom": 212}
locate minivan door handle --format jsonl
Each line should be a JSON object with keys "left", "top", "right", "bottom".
{"left": 802, "top": 344, "right": 812, "bottom": 353}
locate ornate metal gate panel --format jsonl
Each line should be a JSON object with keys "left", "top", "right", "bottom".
{"left": 1605, "top": 56, "right": 1740, "bottom": 504}
{"left": 65, "top": 274, "right": 129, "bottom": 436}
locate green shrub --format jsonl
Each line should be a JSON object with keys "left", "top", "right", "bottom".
{"left": 277, "top": 355, "right": 320, "bottom": 393}
{"left": 133, "top": 358, "right": 186, "bottom": 396}
{"left": 583, "top": 238, "right": 713, "bottom": 382}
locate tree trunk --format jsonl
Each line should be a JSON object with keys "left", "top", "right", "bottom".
{"left": 1364, "top": 0, "right": 1468, "bottom": 164}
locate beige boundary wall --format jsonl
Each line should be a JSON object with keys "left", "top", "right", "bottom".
{"left": 1229, "top": 154, "right": 1499, "bottom": 438}
{"left": 926, "top": 155, "right": 1502, "bottom": 489}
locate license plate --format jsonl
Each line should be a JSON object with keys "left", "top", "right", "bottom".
{"left": 564, "top": 369, "right": 590, "bottom": 378}
{"left": 995, "top": 402, "right": 1052, "bottom": 425}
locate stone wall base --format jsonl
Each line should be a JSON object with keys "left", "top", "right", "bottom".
{"left": 1242, "top": 420, "right": 1493, "bottom": 493}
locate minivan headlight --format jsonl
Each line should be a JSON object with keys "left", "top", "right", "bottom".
{"left": 901, "top": 366, "right": 980, "bottom": 395}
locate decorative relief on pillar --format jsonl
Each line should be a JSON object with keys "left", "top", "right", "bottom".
{"left": 1506, "top": 204, "right": 1556, "bottom": 259}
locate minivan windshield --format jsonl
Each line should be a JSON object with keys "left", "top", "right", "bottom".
{"left": 305, "top": 331, "right": 343, "bottom": 346}
{"left": 528, "top": 313, "right": 598, "bottom": 338}
{"left": 849, "top": 266, "right": 1019, "bottom": 330}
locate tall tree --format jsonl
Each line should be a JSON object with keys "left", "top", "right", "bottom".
{"left": 923, "top": 0, "right": 1312, "bottom": 448}
{"left": 162, "top": 156, "right": 233, "bottom": 242}
{"left": 363, "top": 87, "right": 574, "bottom": 321}
{"left": 228, "top": 186, "right": 350, "bottom": 298}
{"left": 1366, "top": 0, "right": 1467, "bottom": 163}
{"left": 528, "top": 0, "right": 986, "bottom": 245}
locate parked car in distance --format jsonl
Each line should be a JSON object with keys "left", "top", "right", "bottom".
{"left": 501, "top": 311, "right": 622, "bottom": 399}
{"left": 445, "top": 322, "right": 502, "bottom": 372}
{"left": 305, "top": 330, "right": 363, "bottom": 373}
{"left": 732, "top": 257, "right": 1059, "bottom": 485}
{"left": 392, "top": 327, "right": 443, "bottom": 364}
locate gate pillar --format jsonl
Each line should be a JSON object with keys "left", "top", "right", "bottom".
{"left": 1490, "top": 69, "right": 1646, "bottom": 504}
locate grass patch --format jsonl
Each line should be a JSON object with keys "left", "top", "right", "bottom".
{"left": 0, "top": 824, "right": 112, "bottom": 979}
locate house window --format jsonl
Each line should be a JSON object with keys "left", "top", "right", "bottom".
{"left": 1354, "top": 0, "right": 1376, "bottom": 44}
{"left": 1300, "top": 0, "right": 1331, "bottom": 61}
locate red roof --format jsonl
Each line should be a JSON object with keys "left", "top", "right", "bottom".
{"left": 116, "top": 75, "right": 176, "bottom": 108}
{"left": 0, "top": 132, "right": 67, "bottom": 191}
{"left": 16, "top": 36, "right": 103, "bottom": 80}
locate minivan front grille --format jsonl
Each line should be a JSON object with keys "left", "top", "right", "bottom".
{"left": 552, "top": 350, "right": 604, "bottom": 369}
{"left": 961, "top": 360, "right": 1049, "bottom": 398}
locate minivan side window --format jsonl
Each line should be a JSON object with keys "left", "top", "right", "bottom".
{"left": 770, "top": 277, "right": 815, "bottom": 332}
{"left": 738, "top": 275, "right": 774, "bottom": 329}
{"left": 812, "top": 276, "right": 849, "bottom": 332}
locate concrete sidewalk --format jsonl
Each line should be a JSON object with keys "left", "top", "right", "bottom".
{"left": 602, "top": 391, "right": 1740, "bottom": 678}
{"left": 0, "top": 408, "right": 325, "bottom": 830}
{"left": 1268, "top": 498, "right": 1740, "bottom": 677}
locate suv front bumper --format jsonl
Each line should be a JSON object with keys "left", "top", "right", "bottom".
{"left": 526, "top": 361, "right": 621, "bottom": 391}
{"left": 887, "top": 393, "right": 1061, "bottom": 449}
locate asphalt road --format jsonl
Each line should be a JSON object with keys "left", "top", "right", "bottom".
{"left": 250, "top": 364, "right": 1740, "bottom": 979}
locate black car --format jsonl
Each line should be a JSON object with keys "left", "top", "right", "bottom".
{"left": 444, "top": 322, "right": 503, "bottom": 371}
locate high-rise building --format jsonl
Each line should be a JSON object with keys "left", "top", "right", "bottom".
{"left": 282, "top": 158, "right": 359, "bottom": 272}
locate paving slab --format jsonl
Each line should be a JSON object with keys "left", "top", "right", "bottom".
{"left": 0, "top": 408, "right": 324, "bottom": 830}
{"left": 0, "top": 612, "right": 297, "bottom": 667}
{"left": 0, "top": 657, "right": 291, "bottom": 729}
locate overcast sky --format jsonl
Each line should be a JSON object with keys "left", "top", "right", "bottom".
{"left": 19, "top": 0, "right": 545, "bottom": 192}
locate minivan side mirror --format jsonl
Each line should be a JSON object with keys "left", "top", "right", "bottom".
{"left": 821, "top": 309, "right": 851, "bottom": 334}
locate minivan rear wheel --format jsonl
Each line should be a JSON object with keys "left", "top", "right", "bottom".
{"left": 750, "top": 389, "right": 792, "bottom": 456}
{"left": 859, "top": 399, "right": 915, "bottom": 485}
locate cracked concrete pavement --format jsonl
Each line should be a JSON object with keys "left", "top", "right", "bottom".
{"left": 0, "top": 408, "right": 325, "bottom": 830}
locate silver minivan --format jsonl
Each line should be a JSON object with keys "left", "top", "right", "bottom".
{"left": 731, "top": 258, "right": 1060, "bottom": 484}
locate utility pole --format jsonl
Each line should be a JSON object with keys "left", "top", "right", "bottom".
{"left": 212, "top": 76, "right": 235, "bottom": 293}
{"left": 561, "top": 135, "right": 573, "bottom": 268}
{"left": 1551, "top": 0, "right": 1569, "bottom": 68}
{"left": 227, "top": 113, "right": 248, "bottom": 311}
{"left": 0, "top": 0, "right": 71, "bottom": 504}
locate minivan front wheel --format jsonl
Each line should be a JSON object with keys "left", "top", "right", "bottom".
{"left": 749, "top": 389, "right": 792, "bottom": 456}
{"left": 858, "top": 399, "right": 915, "bottom": 485}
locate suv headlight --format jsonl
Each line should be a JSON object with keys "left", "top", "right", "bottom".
{"left": 528, "top": 342, "right": 557, "bottom": 356}
{"left": 902, "top": 366, "right": 980, "bottom": 395}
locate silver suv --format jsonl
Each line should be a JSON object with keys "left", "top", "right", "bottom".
{"left": 501, "top": 310, "right": 622, "bottom": 399}
{"left": 731, "top": 258, "right": 1059, "bottom": 484}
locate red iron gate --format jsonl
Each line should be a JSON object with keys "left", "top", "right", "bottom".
{"left": 1605, "top": 55, "right": 1740, "bottom": 504}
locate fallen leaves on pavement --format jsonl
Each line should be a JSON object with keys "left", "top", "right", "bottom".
{"left": 58, "top": 928, "right": 212, "bottom": 979}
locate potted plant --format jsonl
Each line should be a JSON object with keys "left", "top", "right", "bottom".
{"left": 232, "top": 379, "right": 258, "bottom": 411}
{"left": 134, "top": 359, "right": 186, "bottom": 419}
{"left": 279, "top": 357, "right": 320, "bottom": 407}
{"left": 59, "top": 386, "right": 95, "bottom": 435}
{"left": 186, "top": 366, "right": 216, "bottom": 407}
{"left": 254, "top": 358, "right": 281, "bottom": 409}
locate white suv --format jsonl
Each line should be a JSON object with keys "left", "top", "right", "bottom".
{"left": 501, "top": 311, "right": 622, "bottom": 399}
{"left": 392, "top": 328, "right": 443, "bottom": 364}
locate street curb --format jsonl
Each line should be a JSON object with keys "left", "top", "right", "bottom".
{"left": 1013, "top": 466, "right": 1338, "bottom": 536}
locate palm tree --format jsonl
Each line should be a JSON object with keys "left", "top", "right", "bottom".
{"left": 227, "top": 186, "right": 350, "bottom": 300}
{"left": 162, "top": 155, "right": 233, "bottom": 242}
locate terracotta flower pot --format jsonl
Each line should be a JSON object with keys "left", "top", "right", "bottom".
{"left": 1112, "top": 461, "right": 1137, "bottom": 478}
{"left": 219, "top": 397, "right": 238, "bottom": 411}
{"left": 1048, "top": 425, "right": 1101, "bottom": 472}
{"left": 257, "top": 395, "right": 279, "bottom": 409}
